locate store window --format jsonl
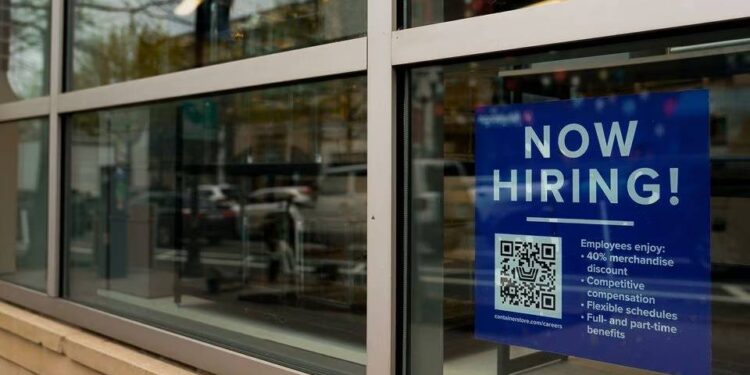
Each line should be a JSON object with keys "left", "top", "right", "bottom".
{"left": 64, "top": 76, "right": 367, "bottom": 374}
{"left": 66, "top": 0, "right": 366, "bottom": 90}
{"left": 409, "top": 0, "right": 549, "bottom": 28}
{"left": 407, "top": 27, "right": 750, "bottom": 374}
{"left": 0, "top": 0, "right": 50, "bottom": 103}
{"left": 0, "top": 118, "right": 48, "bottom": 291}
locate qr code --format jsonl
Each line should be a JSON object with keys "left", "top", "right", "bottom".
{"left": 495, "top": 234, "right": 562, "bottom": 319}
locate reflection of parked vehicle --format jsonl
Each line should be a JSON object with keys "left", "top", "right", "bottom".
{"left": 413, "top": 159, "right": 473, "bottom": 228}
{"left": 198, "top": 184, "right": 240, "bottom": 203}
{"left": 188, "top": 198, "right": 237, "bottom": 245}
{"left": 234, "top": 166, "right": 367, "bottom": 311}
{"left": 242, "top": 186, "right": 314, "bottom": 239}
{"left": 300, "top": 164, "right": 366, "bottom": 244}
{"left": 297, "top": 164, "right": 367, "bottom": 311}
{"left": 412, "top": 159, "right": 475, "bottom": 323}
{"left": 129, "top": 192, "right": 237, "bottom": 248}
{"left": 248, "top": 186, "right": 314, "bottom": 206}
{"left": 196, "top": 183, "right": 243, "bottom": 218}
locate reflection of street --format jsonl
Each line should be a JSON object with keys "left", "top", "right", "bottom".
{"left": 66, "top": 173, "right": 368, "bottom": 362}
{"left": 68, "top": 180, "right": 367, "bottom": 311}
{"left": 422, "top": 257, "right": 750, "bottom": 373}
{"left": 152, "top": 242, "right": 366, "bottom": 286}
{"left": 65, "top": 73, "right": 368, "bottom": 371}
{"left": 67, "top": 197, "right": 368, "bottom": 360}
{"left": 66, "top": 263, "right": 366, "bottom": 365}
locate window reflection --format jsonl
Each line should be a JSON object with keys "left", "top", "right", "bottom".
{"left": 0, "top": 118, "right": 48, "bottom": 291}
{"left": 65, "top": 76, "right": 366, "bottom": 374}
{"left": 409, "top": 0, "right": 550, "bottom": 27}
{"left": 409, "top": 29, "right": 750, "bottom": 374}
{"left": 0, "top": 0, "right": 49, "bottom": 103}
{"left": 68, "top": 0, "right": 366, "bottom": 90}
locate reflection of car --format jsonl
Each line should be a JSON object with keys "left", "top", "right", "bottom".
{"left": 413, "top": 159, "right": 473, "bottom": 227}
{"left": 225, "top": 167, "right": 368, "bottom": 312}
{"left": 296, "top": 164, "right": 367, "bottom": 285}
{"left": 197, "top": 184, "right": 243, "bottom": 221}
{"left": 296, "top": 164, "right": 367, "bottom": 310}
{"left": 198, "top": 184, "right": 240, "bottom": 203}
{"left": 241, "top": 186, "right": 314, "bottom": 239}
{"left": 412, "top": 159, "right": 475, "bottom": 323}
{"left": 186, "top": 197, "right": 237, "bottom": 245}
{"left": 299, "top": 164, "right": 367, "bottom": 246}
{"left": 237, "top": 167, "right": 367, "bottom": 261}
{"left": 248, "top": 186, "right": 314, "bottom": 206}
{"left": 129, "top": 192, "right": 237, "bottom": 248}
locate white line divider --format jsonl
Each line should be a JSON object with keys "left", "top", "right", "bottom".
{"left": 526, "top": 217, "right": 635, "bottom": 227}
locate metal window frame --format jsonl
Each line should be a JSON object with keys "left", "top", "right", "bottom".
{"left": 392, "top": 1, "right": 750, "bottom": 375}
{"left": 392, "top": 0, "right": 750, "bottom": 66}
{"left": 0, "top": 0, "right": 745, "bottom": 375}
{"left": 46, "top": 0, "right": 64, "bottom": 299}
{"left": 367, "top": 0, "right": 398, "bottom": 374}
{"left": 56, "top": 38, "right": 367, "bottom": 114}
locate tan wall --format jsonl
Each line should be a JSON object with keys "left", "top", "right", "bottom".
{"left": 0, "top": 301, "right": 209, "bottom": 375}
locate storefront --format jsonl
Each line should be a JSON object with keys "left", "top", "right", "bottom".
{"left": 0, "top": 1, "right": 748, "bottom": 374}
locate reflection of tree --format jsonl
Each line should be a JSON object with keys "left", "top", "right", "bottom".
{"left": 74, "top": 22, "right": 193, "bottom": 88}
{"left": 223, "top": 77, "right": 366, "bottom": 166}
{"left": 70, "top": 0, "right": 364, "bottom": 89}
{"left": 18, "top": 117, "right": 44, "bottom": 140}
{"left": 69, "top": 112, "right": 103, "bottom": 152}
{"left": 2, "top": 1, "right": 49, "bottom": 64}
{"left": 77, "top": 0, "right": 176, "bottom": 14}
{"left": 0, "top": 0, "right": 49, "bottom": 101}
{"left": 75, "top": 0, "right": 191, "bottom": 28}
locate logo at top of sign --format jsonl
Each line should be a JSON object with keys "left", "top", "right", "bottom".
{"left": 495, "top": 234, "right": 562, "bottom": 319}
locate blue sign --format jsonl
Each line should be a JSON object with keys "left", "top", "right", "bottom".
{"left": 474, "top": 90, "right": 710, "bottom": 374}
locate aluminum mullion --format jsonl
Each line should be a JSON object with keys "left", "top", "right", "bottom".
{"left": 367, "top": 0, "right": 397, "bottom": 374}
{"left": 392, "top": 0, "right": 750, "bottom": 66}
{"left": 46, "top": 0, "right": 64, "bottom": 298}
{"left": 0, "top": 97, "right": 51, "bottom": 123}
{"left": 57, "top": 37, "right": 367, "bottom": 114}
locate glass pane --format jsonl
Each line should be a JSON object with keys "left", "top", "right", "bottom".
{"left": 0, "top": 0, "right": 50, "bottom": 103}
{"left": 409, "top": 0, "right": 551, "bottom": 27}
{"left": 67, "top": 0, "right": 366, "bottom": 90}
{"left": 65, "top": 76, "right": 366, "bottom": 374}
{"left": 408, "top": 28, "right": 750, "bottom": 374}
{"left": 0, "top": 118, "right": 48, "bottom": 291}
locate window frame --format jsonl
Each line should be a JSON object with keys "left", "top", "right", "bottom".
{"left": 0, "top": 1, "right": 744, "bottom": 375}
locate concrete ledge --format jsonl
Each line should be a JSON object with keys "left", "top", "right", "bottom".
{"left": 0, "top": 301, "right": 79, "bottom": 353}
{"left": 0, "top": 355, "right": 34, "bottom": 375}
{"left": 64, "top": 331, "right": 199, "bottom": 375}
{"left": 0, "top": 327, "right": 100, "bottom": 375}
{"left": 0, "top": 301, "right": 206, "bottom": 375}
